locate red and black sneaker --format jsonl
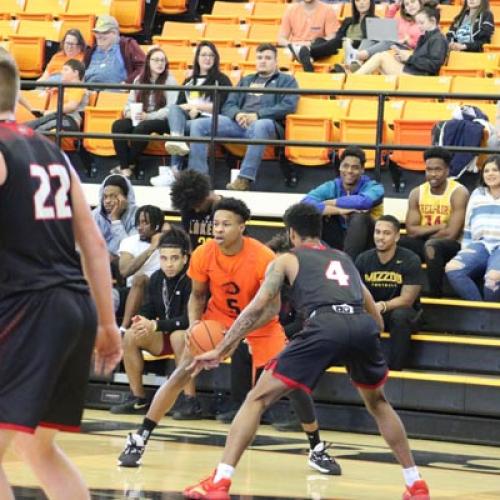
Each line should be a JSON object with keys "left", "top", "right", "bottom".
{"left": 184, "top": 470, "right": 231, "bottom": 500}
{"left": 402, "top": 479, "right": 430, "bottom": 500}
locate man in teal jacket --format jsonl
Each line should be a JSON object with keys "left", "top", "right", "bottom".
{"left": 187, "top": 43, "right": 299, "bottom": 191}
{"left": 302, "top": 146, "right": 384, "bottom": 259}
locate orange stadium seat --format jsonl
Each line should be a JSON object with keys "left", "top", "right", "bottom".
{"left": 483, "top": 29, "right": 500, "bottom": 52}
{"left": 95, "top": 91, "right": 129, "bottom": 108}
{"left": 16, "top": 12, "right": 53, "bottom": 21}
{"left": 294, "top": 71, "right": 345, "bottom": 98}
{"left": 66, "top": 0, "right": 110, "bottom": 16}
{"left": 201, "top": 15, "right": 240, "bottom": 25}
{"left": 343, "top": 74, "right": 398, "bottom": 96}
{"left": 450, "top": 76, "right": 500, "bottom": 104}
{"left": 17, "top": 19, "right": 61, "bottom": 41}
{"left": 1, "top": 0, "right": 25, "bottom": 18}
{"left": 59, "top": 14, "right": 95, "bottom": 45}
{"left": 159, "top": 21, "right": 205, "bottom": 45}
{"left": 157, "top": 0, "right": 188, "bottom": 16}
{"left": 210, "top": 1, "right": 254, "bottom": 21}
{"left": 203, "top": 22, "right": 248, "bottom": 46}
{"left": 22, "top": 0, "right": 67, "bottom": 18}
{"left": 9, "top": 35, "right": 45, "bottom": 77}
{"left": 241, "top": 23, "right": 280, "bottom": 46}
{"left": 286, "top": 97, "right": 350, "bottom": 166}
{"left": 441, "top": 52, "right": 499, "bottom": 77}
{"left": 391, "top": 101, "right": 458, "bottom": 170}
{"left": 0, "top": 20, "right": 18, "bottom": 40}
{"left": 217, "top": 46, "right": 249, "bottom": 70}
{"left": 438, "top": 4, "right": 461, "bottom": 25}
{"left": 396, "top": 75, "right": 452, "bottom": 101}
{"left": 110, "top": 0, "right": 145, "bottom": 34}
{"left": 19, "top": 89, "right": 49, "bottom": 116}
{"left": 83, "top": 107, "right": 123, "bottom": 157}
{"left": 247, "top": 1, "right": 287, "bottom": 23}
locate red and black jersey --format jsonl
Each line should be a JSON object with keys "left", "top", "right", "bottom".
{"left": 0, "top": 122, "right": 86, "bottom": 298}
{"left": 290, "top": 243, "right": 364, "bottom": 317}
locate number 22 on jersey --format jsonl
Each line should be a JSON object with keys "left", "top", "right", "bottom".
{"left": 31, "top": 164, "right": 72, "bottom": 220}
{"left": 325, "top": 260, "right": 350, "bottom": 286}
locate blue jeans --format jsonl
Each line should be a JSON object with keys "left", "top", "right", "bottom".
{"left": 166, "top": 104, "right": 192, "bottom": 168}
{"left": 188, "top": 115, "right": 276, "bottom": 181}
{"left": 445, "top": 242, "right": 500, "bottom": 301}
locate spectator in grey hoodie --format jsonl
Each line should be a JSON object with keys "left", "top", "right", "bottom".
{"left": 92, "top": 174, "right": 138, "bottom": 262}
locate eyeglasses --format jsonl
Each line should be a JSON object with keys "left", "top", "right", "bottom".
{"left": 150, "top": 58, "right": 166, "bottom": 63}
{"left": 199, "top": 53, "right": 215, "bottom": 58}
{"left": 64, "top": 42, "right": 80, "bottom": 46}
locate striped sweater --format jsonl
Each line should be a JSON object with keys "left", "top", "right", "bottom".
{"left": 462, "top": 187, "right": 500, "bottom": 253}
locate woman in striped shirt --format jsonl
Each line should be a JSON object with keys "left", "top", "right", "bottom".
{"left": 445, "top": 155, "right": 500, "bottom": 301}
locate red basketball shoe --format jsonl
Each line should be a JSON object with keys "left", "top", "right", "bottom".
{"left": 184, "top": 470, "right": 231, "bottom": 499}
{"left": 402, "top": 479, "right": 430, "bottom": 500}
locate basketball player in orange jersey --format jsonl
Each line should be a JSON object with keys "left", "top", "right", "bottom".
{"left": 118, "top": 198, "right": 339, "bottom": 476}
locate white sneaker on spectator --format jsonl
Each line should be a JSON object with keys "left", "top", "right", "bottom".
{"left": 343, "top": 38, "right": 358, "bottom": 65}
{"left": 165, "top": 135, "right": 190, "bottom": 156}
{"left": 150, "top": 166, "right": 175, "bottom": 187}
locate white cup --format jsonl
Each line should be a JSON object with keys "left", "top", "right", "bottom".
{"left": 130, "top": 102, "right": 143, "bottom": 126}
{"left": 230, "top": 168, "right": 239, "bottom": 183}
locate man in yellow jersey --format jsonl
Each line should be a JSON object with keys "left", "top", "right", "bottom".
{"left": 399, "top": 147, "right": 470, "bottom": 297}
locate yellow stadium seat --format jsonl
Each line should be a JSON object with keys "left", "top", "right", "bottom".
{"left": 157, "top": 0, "right": 188, "bottom": 16}
{"left": 483, "top": 29, "right": 500, "bottom": 51}
{"left": 110, "top": 0, "right": 145, "bottom": 34}
{"left": 391, "top": 101, "right": 458, "bottom": 170}
{"left": 491, "top": 5, "right": 500, "bottom": 25}
{"left": 441, "top": 52, "right": 499, "bottom": 77}
{"left": 286, "top": 97, "right": 350, "bottom": 165}
{"left": 159, "top": 21, "right": 204, "bottom": 45}
{"left": 83, "top": 107, "right": 123, "bottom": 157}
{"left": 0, "top": 20, "right": 18, "bottom": 40}
{"left": 96, "top": 91, "right": 129, "bottom": 108}
{"left": 20, "top": 89, "right": 49, "bottom": 112}
{"left": 451, "top": 76, "right": 500, "bottom": 104}
{"left": 201, "top": 15, "right": 240, "bottom": 24}
{"left": 16, "top": 12, "right": 53, "bottom": 21}
{"left": 22, "top": 0, "right": 67, "bottom": 18}
{"left": 1, "top": 0, "right": 25, "bottom": 18}
{"left": 246, "top": 2, "right": 286, "bottom": 24}
{"left": 218, "top": 46, "right": 248, "bottom": 70}
{"left": 17, "top": 19, "right": 62, "bottom": 41}
{"left": 241, "top": 23, "right": 280, "bottom": 46}
{"left": 294, "top": 71, "right": 345, "bottom": 98}
{"left": 203, "top": 22, "right": 248, "bottom": 46}
{"left": 211, "top": 1, "right": 254, "bottom": 20}
{"left": 438, "top": 4, "right": 461, "bottom": 24}
{"left": 396, "top": 74, "right": 452, "bottom": 101}
{"left": 9, "top": 35, "right": 45, "bottom": 77}
{"left": 66, "top": 0, "right": 110, "bottom": 16}
{"left": 344, "top": 74, "right": 398, "bottom": 95}
{"left": 59, "top": 14, "right": 95, "bottom": 45}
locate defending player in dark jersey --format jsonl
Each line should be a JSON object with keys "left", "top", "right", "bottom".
{"left": 0, "top": 55, "right": 121, "bottom": 500}
{"left": 185, "top": 203, "right": 430, "bottom": 500}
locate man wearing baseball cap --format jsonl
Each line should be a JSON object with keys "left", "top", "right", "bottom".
{"left": 84, "top": 15, "right": 145, "bottom": 84}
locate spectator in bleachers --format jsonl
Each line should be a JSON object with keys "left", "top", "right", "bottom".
{"left": 110, "top": 47, "right": 178, "bottom": 178}
{"left": 93, "top": 174, "right": 138, "bottom": 266}
{"left": 345, "top": 0, "right": 424, "bottom": 71}
{"left": 169, "top": 170, "right": 222, "bottom": 250}
{"left": 110, "top": 227, "right": 196, "bottom": 417}
{"left": 353, "top": 6, "right": 448, "bottom": 76}
{"left": 447, "top": 0, "right": 494, "bottom": 53}
{"left": 118, "top": 205, "right": 166, "bottom": 332}
{"left": 278, "top": 0, "right": 338, "bottom": 59}
{"left": 84, "top": 15, "right": 145, "bottom": 84}
{"left": 151, "top": 41, "right": 232, "bottom": 187}
{"left": 187, "top": 43, "right": 299, "bottom": 191}
{"left": 298, "top": 0, "right": 377, "bottom": 72}
{"left": 38, "top": 29, "right": 86, "bottom": 83}
{"left": 445, "top": 155, "right": 500, "bottom": 301}
{"left": 302, "top": 146, "right": 384, "bottom": 260}
{"left": 26, "top": 59, "right": 87, "bottom": 133}
{"left": 399, "top": 147, "right": 469, "bottom": 297}
{"left": 356, "top": 215, "right": 423, "bottom": 370}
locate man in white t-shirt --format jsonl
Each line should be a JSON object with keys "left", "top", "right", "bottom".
{"left": 118, "top": 205, "right": 167, "bottom": 331}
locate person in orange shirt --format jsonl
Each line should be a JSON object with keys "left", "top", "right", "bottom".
{"left": 26, "top": 59, "right": 88, "bottom": 133}
{"left": 117, "top": 198, "right": 338, "bottom": 477}
{"left": 38, "top": 29, "right": 86, "bottom": 83}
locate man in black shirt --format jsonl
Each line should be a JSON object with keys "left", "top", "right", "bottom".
{"left": 185, "top": 203, "right": 429, "bottom": 500}
{"left": 111, "top": 227, "right": 196, "bottom": 416}
{"left": 355, "top": 215, "right": 423, "bottom": 370}
{"left": 170, "top": 170, "right": 221, "bottom": 250}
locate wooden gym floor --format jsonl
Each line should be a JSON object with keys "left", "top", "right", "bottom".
{"left": 4, "top": 409, "right": 500, "bottom": 499}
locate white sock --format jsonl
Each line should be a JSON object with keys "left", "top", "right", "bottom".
{"left": 214, "top": 463, "right": 235, "bottom": 483}
{"left": 403, "top": 466, "right": 420, "bottom": 487}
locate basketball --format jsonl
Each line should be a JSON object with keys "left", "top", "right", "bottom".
{"left": 189, "top": 320, "right": 225, "bottom": 356}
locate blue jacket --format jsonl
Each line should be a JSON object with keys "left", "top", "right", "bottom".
{"left": 222, "top": 71, "right": 298, "bottom": 124}
{"left": 302, "top": 175, "right": 384, "bottom": 227}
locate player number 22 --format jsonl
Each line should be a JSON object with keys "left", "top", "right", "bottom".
{"left": 325, "top": 260, "right": 350, "bottom": 286}
{"left": 31, "top": 164, "right": 72, "bottom": 220}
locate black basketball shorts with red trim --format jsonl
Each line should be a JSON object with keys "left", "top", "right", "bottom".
{"left": 0, "top": 287, "right": 97, "bottom": 433}
{"left": 267, "top": 311, "right": 388, "bottom": 393}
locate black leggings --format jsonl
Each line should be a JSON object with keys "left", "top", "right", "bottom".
{"left": 111, "top": 118, "right": 169, "bottom": 169}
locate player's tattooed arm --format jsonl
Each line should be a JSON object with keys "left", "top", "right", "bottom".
{"left": 216, "top": 259, "right": 285, "bottom": 359}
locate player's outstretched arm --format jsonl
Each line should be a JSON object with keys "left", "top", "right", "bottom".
{"left": 69, "top": 167, "right": 122, "bottom": 375}
{"left": 188, "top": 256, "right": 286, "bottom": 376}
{"left": 361, "top": 283, "right": 384, "bottom": 331}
